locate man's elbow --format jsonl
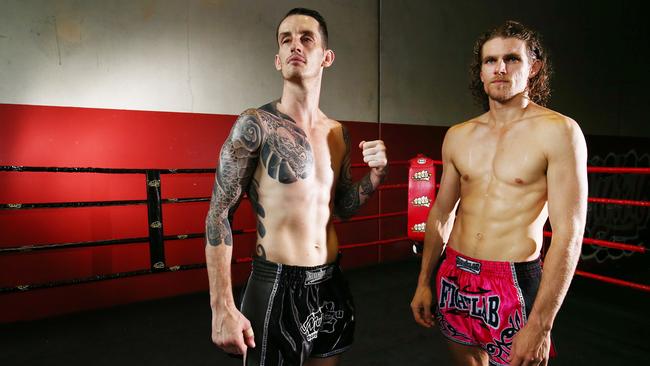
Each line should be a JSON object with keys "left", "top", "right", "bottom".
{"left": 332, "top": 194, "right": 360, "bottom": 221}
{"left": 568, "top": 234, "right": 584, "bottom": 255}
{"left": 548, "top": 229, "right": 583, "bottom": 257}
{"left": 333, "top": 205, "right": 354, "bottom": 221}
{"left": 205, "top": 213, "right": 214, "bottom": 234}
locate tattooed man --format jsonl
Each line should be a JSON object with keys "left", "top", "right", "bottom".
{"left": 205, "top": 8, "right": 387, "bottom": 366}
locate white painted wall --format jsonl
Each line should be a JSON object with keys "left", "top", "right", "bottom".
{"left": 1, "top": 0, "right": 647, "bottom": 135}
{"left": 0, "top": 0, "right": 378, "bottom": 121}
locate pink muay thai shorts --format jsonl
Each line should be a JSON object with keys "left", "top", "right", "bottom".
{"left": 435, "top": 246, "right": 555, "bottom": 365}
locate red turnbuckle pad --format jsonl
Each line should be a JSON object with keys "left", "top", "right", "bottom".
{"left": 407, "top": 154, "right": 436, "bottom": 241}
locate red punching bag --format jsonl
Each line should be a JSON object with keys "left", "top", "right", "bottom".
{"left": 407, "top": 154, "right": 436, "bottom": 241}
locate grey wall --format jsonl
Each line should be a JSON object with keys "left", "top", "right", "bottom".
{"left": 380, "top": 0, "right": 650, "bottom": 137}
{"left": 0, "top": 0, "right": 378, "bottom": 121}
{"left": 1, "top": 0, "right": 648, "bottom": 137}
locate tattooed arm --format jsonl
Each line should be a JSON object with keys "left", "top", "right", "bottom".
{"left": 333, "top": 125, "right": 388, "bottom": 220}
{"left": 205, "top": 109, "right": 261, "bottom": 355}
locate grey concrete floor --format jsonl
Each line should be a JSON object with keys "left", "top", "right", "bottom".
{"left": 1, "top": 258, "right": 648, "bottom": 365}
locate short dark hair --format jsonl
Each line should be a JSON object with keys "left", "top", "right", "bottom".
{"left": 469, "top": 20, "right": 552, "bottom": 111}
{"left": 276, "top": 8, "right": 329, "bottom": 48}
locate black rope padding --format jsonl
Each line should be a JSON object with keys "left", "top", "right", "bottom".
{"left": 146, "top": 171, "right": 165, "bottom": 271}
{"left": 0, "top": 166, "right": 147, "bottom": 174}
{"left": 163, "top": 197, "right": 210, "bottom": 204}
{"left": 164, "top": 233, "right": 205, "bottom": 241}
{"left": 0, "top": 162, "right": 409, "bottom": 175}
{"left": 0, "top": 166, "right": 215, "bottom": 174}
{"left": 0, "top": 237, "right": 150, "bottom": 254}
{"left": 0, "top": 200, "right": 148, "bottom": 209}
{"left": 0, "top": 231, "right": 249, "bottom": 255}
{"left": 0, "top": 198, "right": 212, "bottom": 210}
{"left": 0, "top": 165, "right": 279, "bottom": 294}
{"left": 0, "top": 263, "right": 208, "bottom": 294}
{"left": 159, "top": 168, "right": 214, "bottom": 174}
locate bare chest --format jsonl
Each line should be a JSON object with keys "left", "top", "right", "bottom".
{"left": 255, "top": 111, "right": 338, "bottom": 195}
{"left": 454, "top": 128, "right": 547, "bottom": 186}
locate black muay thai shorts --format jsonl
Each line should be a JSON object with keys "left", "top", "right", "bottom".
{"left": 240, "top": 256, "right": 355, "bottom": 365}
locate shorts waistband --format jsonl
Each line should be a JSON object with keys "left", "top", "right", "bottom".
{"left": 251, "top": 257, "right": 339, "bottom": 285}
{"left": 443, "top": 246, "right": 541, "bottom": 277}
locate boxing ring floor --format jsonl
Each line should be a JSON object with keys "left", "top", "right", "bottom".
{"left": 1, "top": 257, "right": 648, "bottom": 366}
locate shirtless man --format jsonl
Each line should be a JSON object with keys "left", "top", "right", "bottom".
{"left": 205, "top": 8, "right": 387, "bottom": 366}
{"left": 410, "top": 21, "right": 587, "bottom": 366}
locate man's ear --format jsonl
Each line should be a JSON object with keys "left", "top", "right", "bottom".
{"left": 275, "top": 54, "right": 282, "bottom": 71}
{"left": 322, "top": 49, "right": 335, "bottom": 68}
{"left": 529, "top": 59, "right": 542, "bottom": 78}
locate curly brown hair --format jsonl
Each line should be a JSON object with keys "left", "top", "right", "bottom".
{"left": 469, "top": 20, "right": 552, "bottom": 111}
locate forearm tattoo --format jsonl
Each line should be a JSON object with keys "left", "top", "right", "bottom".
{"left": 334, "top": 126, "right": 379, "bottom": 220}
{"left": 247, "top": 178, "right": 266, "bottom": 238}
{"left": 205, "top": 111, "right": 262, "bottom": 246}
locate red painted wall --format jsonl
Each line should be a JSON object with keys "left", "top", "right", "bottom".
{"left": 0, "top": 103, "right": 447, "bottom": 323}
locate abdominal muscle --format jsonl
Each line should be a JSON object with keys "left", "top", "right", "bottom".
{"left": 447, "top": 179, "right": 548, "bottom": 262}
{"left": 253, "top": 179, "right": 339, "bottom": 267}
{"left": 257, "top": 218, "right": 339, "bottom": 267}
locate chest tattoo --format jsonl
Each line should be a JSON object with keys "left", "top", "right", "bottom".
{"left": 257, "top": 110, "right": 313, "bottom": 184}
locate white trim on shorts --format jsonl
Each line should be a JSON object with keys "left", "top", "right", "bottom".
{"left": 310, "top": 344, "right": 353, "bottom": 358}
{"left": 260, "top": 264, "right": 282, "bottom": 366}
{"left": 510, "top": 263, "right": 528, "bottom": 323}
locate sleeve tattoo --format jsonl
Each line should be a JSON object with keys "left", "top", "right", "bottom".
{"left": 333, "top": 126, "right": 379, "bottom": 220}
{"left": 205, "top": 110, "right": 262, "bottom": 246}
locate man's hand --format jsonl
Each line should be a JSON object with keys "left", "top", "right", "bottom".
{"left": 508, "top": 322, "right": 551, "bottom": 366}
{"left": 359, "top": 140, "right": 388, "bottom": 177}
{"left": 211, "top": 306, "right": 256, "bottom": 355}
{"left": 410, "top": 284, "right": 435, "bottom": 328}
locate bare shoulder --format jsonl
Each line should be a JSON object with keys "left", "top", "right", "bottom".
{"left": 226, "top": 108, "right": 264, "bottom": 150}
{"left": 530, "top": 105, "right": 586, "bottom": 157}
{"left": 325, "top": 117, "right": 346, "bottom": 140}
{"left": 440, "top": 117, "right": 483, "bottom": 163}
{"left": 532, "top": 105, "right": 583, "bottom": 139}
{"left": 251, "top": 101, "right": 289, "bottom": 126}
{"left": 326, "top": 117, "right": 343, "bottom": 130}
{"left": 445, "top": 114, "right": 487, "bottom": 142}
{"left": 234, "top": 107, "right": 264, "bottom": 128}
{"left": 242, "top": 107, "right": 260, "bottom": 115}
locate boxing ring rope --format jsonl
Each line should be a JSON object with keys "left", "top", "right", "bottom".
{"left": 396, "top": 160, "right": 650, "bottom": 292}
{"left": 574, "top": 270, "right": 650, "bottom": 292}
{"left": 587, "top": 197, "right": 649, "bottom": 207}
{"left": 586, "top": 167, "right": 650, "bottom": 174}
{"left": 233, "top": 236, "right": 412, "bottom": 265}
{"left": 542, "top": 232, "right": 646, "bottom": 254}
{"left": 0, "top": 162, "right": 415, "bottom": 294}
{"left": 1, "top": 162, "right": 648, "bottom": 293}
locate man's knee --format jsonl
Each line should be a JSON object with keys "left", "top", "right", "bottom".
{"left": 447, "top": 341, "right": 489, "bottom": 366}
{"left": 304, "top": 355, "right": 341, "bottom": 366}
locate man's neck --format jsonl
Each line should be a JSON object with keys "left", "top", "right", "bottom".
{"left": 277, "top": 77, "right": 323, "bottom": 127}
{"left": 487, "top": 92, "right": 531, "bottom": 127}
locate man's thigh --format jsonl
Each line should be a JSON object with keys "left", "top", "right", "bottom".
{"left": 304, "top": 355, "right": 341, "bottom": 366}
{"left": 447, "top": 340, "right": 490, "bottom": 366}
{"left": 310, "top": 269, "right": 355, "bottom": 358}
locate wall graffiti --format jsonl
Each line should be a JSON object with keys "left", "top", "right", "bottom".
{"left": 583, "top": 150, "right": 649, "bottom": 263}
